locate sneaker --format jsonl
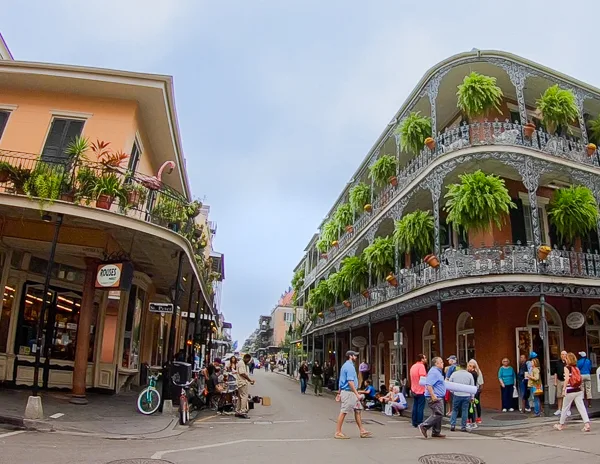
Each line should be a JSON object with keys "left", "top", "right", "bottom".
{"left": 554, "top": 410, "right": 561, "bottom": 416}
{"left": 431, "top": 434, "right": 446, "bottom": 438}
{"left": 502, "top": 409, "right": 507, "bottom": 412}
{"left": 450, "top": 426, "right": 456, "bottom": 432}
{"left": 476, "top": 418, "right": 482, "bottom": 424}
{"left": 471, "top": 423, "right": 478, "bottom": 429}
{"left": 509, "top": 408, "right": 514, "bottom": 412}
{"left": 525, "top": 408, "right": 531, "bottom": 413}
{"left": 418, "top": 424, "right": 428, "bottom": 439}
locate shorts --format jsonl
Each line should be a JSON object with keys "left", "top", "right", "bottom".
{"left": 556, "top": 380, "right": 565, "bottom": 398}
{"left": 340, "top": 390, "right": 363, "bottom": 414}
{"left": 582, "top": 375, "right": 592, "bottom": 399}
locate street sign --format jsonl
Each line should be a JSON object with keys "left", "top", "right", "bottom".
{"left": 149, "top": 302, "right": 174, "bottom": 314}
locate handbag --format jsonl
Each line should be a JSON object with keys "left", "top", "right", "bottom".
{"left": 384, "top": 403, "right": 393, "bottom": 416}
{"left": 512, "top": 385, "right": 519, "bottom": 398}
{"left": 533, "top": 384, "right": 543, "bottom": 396}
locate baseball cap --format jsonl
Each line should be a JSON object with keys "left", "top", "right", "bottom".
{"left": 529, "top": 352, "right": 538, "bottom": 359}
{"left": 579, "top": 351, "right": 587, "bottom": 357}
{"left": 213, "top": 358, "right": 222, "bottom": 365}
{"left": 346, "top": 350, "right": 359, "bottom": 357}
{"left": 447, "top": 355, "right": 457, "bottom": 361}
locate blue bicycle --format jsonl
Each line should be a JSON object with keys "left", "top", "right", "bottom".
{"left": 137, "top": 368, "right": 162, "bottom": 415}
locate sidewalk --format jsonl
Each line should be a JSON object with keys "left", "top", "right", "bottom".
{"left": 275, "top": 370, "right": 600, "bottom": 431}
{"left": 0, "top": 387, "right": 185, "bottom": 439}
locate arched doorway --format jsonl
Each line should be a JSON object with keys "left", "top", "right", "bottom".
{"left": 423, "top": 321, "right": 438, "bottom": 364}
{"left": 389, "top": 327, "right": 408, "bottom": 384}
{"left": 456, "top": 312, "right": 475, "bottom": 364}
{"left": 586, "top": 306, "right": 600, "bottom": 368}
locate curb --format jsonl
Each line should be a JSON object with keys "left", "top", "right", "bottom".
{"left": 0, "top": 414, "right": 25, "bottom": 429}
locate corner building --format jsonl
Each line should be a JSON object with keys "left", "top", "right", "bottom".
{"left": 297, "top": 50, "right": 600, "bottom": 410}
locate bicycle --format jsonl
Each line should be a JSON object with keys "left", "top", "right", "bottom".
{"left": 172, "top": 373, "right": 194, "bottom": 425}
{"left": 137, "top": 368, "right": 162, "bottom": 415}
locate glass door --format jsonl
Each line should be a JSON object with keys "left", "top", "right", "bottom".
{"left": 515, "top": 327, "right": 532, "bottom": 364}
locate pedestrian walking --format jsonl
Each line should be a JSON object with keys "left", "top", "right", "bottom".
{"left": 312, "top": 360, "right": 323, "bottom": 396}
{"left": 449, "top": 360, "right": 474, "bottom": 432}
{"left": 299, "top": 361, "right": 309, "bottom": 394}
{"left": 410, "top": 354, "right": 427, "bottom": 428}
{"left": 249, "top": 357, "right": 255, "bottom": 375}
{"left": 577, "top": 351, "right": 593, "bottom": 408}
{"left": 552, "top": 351, "right": 567, "bottom": 416}
{"left": 498, "top": 358, "right": 516, "bottom": 412}
{"left": 517, "top": 354, "right": 531, "bottom": 412}
{"left": 418, "top": 356, "right": 446, "bottom": 439}
{"left": 554, "top": 352, "right": 591, "bottom": 432}
{"left": 334, "top": 350, "right": 372, "bottom": 439}
{"left": 235, "top": 354, "right": 255, "bottom": 419}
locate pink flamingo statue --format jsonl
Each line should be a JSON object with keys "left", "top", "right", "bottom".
{"left": 141, "top": 160, "right": 176, "bottom": 190}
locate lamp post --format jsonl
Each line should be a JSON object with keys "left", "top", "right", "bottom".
{"left": 25, "top": 213, "right": 63, "bottom": 419}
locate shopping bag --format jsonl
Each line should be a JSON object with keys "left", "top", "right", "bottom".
{"left": 384, "top": 403, "right": 393, "bottom": 416}
{"left": 512, "top": 386, "right": 519, "bottom": 398}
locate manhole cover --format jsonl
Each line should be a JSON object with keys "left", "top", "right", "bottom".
{"left": 490, "top": 414, "right": 524, "bottom": 421}
{"left": 418, "top": 454, "right": 484, "bottom": 464}
{"left": 106, "top": 460, "right": 174, "bottom": 464}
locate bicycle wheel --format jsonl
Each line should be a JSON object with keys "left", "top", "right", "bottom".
{"left": 179, "top": 396, "right": 189, "bottom": 425}
{"left": 138, "top": 387, "right": 160, "bottom": 415}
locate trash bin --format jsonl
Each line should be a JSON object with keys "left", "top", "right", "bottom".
{"left": 169, "top": 361, "right": 191, "bottom": 406}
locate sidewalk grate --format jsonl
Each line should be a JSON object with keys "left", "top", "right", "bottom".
{"left": 106, "top": 460, "right": 174, "bottom": 464}
{"left": 418, "top": 455, "right": 484, "bottom": 464}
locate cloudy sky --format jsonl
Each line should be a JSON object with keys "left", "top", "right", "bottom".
{"left": 2, "top": 0, "right": 598, "bottom": 343}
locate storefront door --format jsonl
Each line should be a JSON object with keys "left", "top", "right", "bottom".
{"left": 14, "top": 282, "right": 82, "bottom": 388}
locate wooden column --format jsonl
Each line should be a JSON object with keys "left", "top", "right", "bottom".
{"left": 70, "top": 259, "right": 98, "bottom": 404}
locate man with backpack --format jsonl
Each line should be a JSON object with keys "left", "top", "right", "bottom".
{"left": 577, "top": 351, "right": 594, "bottom": 408}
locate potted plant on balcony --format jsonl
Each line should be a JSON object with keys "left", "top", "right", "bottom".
{"left": 317, "top": 238, "right": 328, "bottom": 258}
{"left": 349, "top": 182, "right": 372, "bottom": 214}
{"left": 396, "top": 111, "right": 432, "bottom": 155}
{"left": 292, "top": 268, "right": 305, "bottom": 296}
{"left": 186, "top": 199, "right": 203, "bottom": 219}
{"left": 322, "top": 220, "right": 338, "bottom": 249}
{"left": 24, "top": 163, "right": 67, "bottom": 212}
{"left": 0, "top": 161, "right": 13, "bottom": 183}
{"left": 457, "top": 72, "right": 503, "bottom": 121}
{"left": 536, "top": 85, "right": 578, "bottom": 136}
{"left": 547, "top": 185, "right": 598, "bottom": 249}
{"left": 334, "top": 203, "right": 354, "bottom": 234}
{"left": 444, "top": 170, "right": 515, "bottom": 240}
{"left": 8, "top": 165, "right": 31, "bottom": 194}
{"left": 369, "top": 154, "right": 398, "bottom": 187}
{"left": 523, "top": 121, "right": 537, "bottom": 139}
{"left": 327, "top": 272, "right": 350, "bottom": 308}
{"left": 74, "top": 166, "right": 98, "bottom": 205}
{"left": 393, "top": 209, "right": 434, "bottom": 268}
{"left": 363, "top": 236, "right": 394, "bottom": 283}
{"left": 123, "top": 181, "right": 148, "bottom": 209}
{"left": 152, "top": 194, "right": 187, "bottom": 231}
{"left": 93, "top": 172, "right": 125, "bottom": 210}
{"left": 339, "top": 255, "right": 369, "bottom": 299}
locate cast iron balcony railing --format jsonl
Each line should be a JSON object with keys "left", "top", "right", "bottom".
{"left": 312, "top": 243, "right": 600, "bottom": 327}
{"left": 303, "top": 120, "right": 600, "bottom": 290}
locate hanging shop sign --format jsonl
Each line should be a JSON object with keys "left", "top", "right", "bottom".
{"left": 149, "top": 302, "right": 174, "bottom": 314}
{"left": 352, "top": 336, "right": 367, "bottom": 348}
{"left": 566, "top": 312, "right": 586, "bottom": 330}
{"left": 95, "top": 262, "right": 134, "bottom": 290}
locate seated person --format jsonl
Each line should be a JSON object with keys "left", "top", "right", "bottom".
{"left": 389, "top": 386, "right": 407, "bottom": 416}
{"left": 358, "top": 380, "right": 377, "bottom": 407}
{"left": 378, "top": 383, "right": 396, "bottom": 404}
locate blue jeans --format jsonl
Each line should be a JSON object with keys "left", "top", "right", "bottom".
{"left": 411, "top": 394, "right": 426, "bottom": 427}
{"left": 450, "top": 396, "right": 470, "bottom": 429}
{"left": 300, "top": 377, "right": 307, "bottom": 394}
{"left": 530, "top": 387, "right": 541, "bottom": 415}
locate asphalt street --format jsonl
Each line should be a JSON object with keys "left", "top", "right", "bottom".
{"left": 1, "top": 369, "right": 599, "bottom": 464}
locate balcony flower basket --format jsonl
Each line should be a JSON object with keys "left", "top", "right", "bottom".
{"left": 74, "top": 166, "right": 98, "bottom": 205}
{"left": 536, "top": 85, "right": 578, "bottom": 136}
{"left": 587, "top": 143, "right": 597, "bottom": 157}
{"left": 317, "top": 238, "right": 328, "bottom": 255}
{"left": 349, "top": 182, "right": 372, "bottom": 214}
{"left": 424, "top": 254, "right": 440, "bottom": 268}
{"left": 339, "top": 256, "right": 369, "bottom": 298}
{"left": 151, "top": 194, "right": 187, "bottom": 230}
{"left": 93, "top": 172, "right": 124, "bottom": 211}
{"left": 389, "top": 176, "right": 398, "bottom": 187}
{"left": 424, "top": 137, "right": 436, "bottom": 150}
{"left": 186, "top": 200, "right": 203, "bottom": 219}
{"left": 326, "top": 272, "right": 350, "bottom": 308}
{"left": 345, "top": 225, "right": 354, "bottom": 233}
{"left": 396, "top": 111, "right": 432, "bottom": 155}
{"left": 385, "top": 272, "right": 398, "bottom": 287}
{"left": 333, "top": 203, "right": 354, "bottom": 235}
{"left": 321, "top": 220, "right": 338, "bottom": 247}
{"left": 369, "top": 154, "right": 398, "bottom": 187}
{"left": 331, "top": 240, "right": 339, "bottom": 247}
{"left": 342, "top": 300, "right": 351, "bottom": 308}
{"left": 457, "top": 72, "right": 503, "bottom": 121}
{"left": 0, "top": 161, "right": 12, "bottom": 183}
{"left": 361, "top": 289, "right": 370, "bottom": 299}
{"left": 328, "top": 307, "right": 335, "bottom": 313}
{"left": 364, "top": 204, "right": 373, "bottom": 213}
{"left": 537, "top": 246, "right": 552, "bottom": 261}
{"left": 393, "top": 209, "right": 434, "bottom": 267}
{"left": 363, "top": 236, "right": 394, "bottom": 282}
{"left": 547, "top": 185, "right": 598, "bottom": 248}
{"left": 8, "top": 165, "right": 31, "bottom": 195}
{"left": 318, "top": 312, "right": 324, "bottom": 319}
{"left": 123, "top": 181, "right": 148, "bottom": 208}
{"left": 523, "top": 122, "right": 536, "bottom": 138}
{"left": 24, "top": 162, "right": 67, "bottom": 213}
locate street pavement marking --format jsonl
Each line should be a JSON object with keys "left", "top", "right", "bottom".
{"left": 389, "top": 435, "right": 495, "bottom": 440}
{"left": 152, "top": 438, "right": 331, "bottom": 459}
{"left": 49, "top": 413, "right": 64, "bottom": 419}
{"left": 193, "top": 414, "right": 217, "bottom": 423}
{"left": 501, "top": 436, "right": 585, "bottom": 453}
{"left": 0, "top": 430, "right": 26, "bottom": 439}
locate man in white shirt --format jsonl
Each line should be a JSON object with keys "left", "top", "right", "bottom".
{"left": 449, "top": 361, "right": 474, "bottom": 432}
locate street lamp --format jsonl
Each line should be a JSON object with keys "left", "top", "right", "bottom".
{"left": 25, "top": 213, "right": 63, "bottom": 419}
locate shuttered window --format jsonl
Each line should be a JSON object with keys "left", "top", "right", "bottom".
{"left": 0, "top": 111, "right": 9, "bottom": 140}
{"left": 128, "top": 140, "right": 141, "bottom": 173}
{"left": 41, "top": 118, "right": 85, "bottom": 162}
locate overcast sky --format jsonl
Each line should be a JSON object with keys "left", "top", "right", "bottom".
{"left": 2, "top": 0, "right": 599, "bottom": 343}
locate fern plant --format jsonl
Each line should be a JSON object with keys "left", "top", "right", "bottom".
{"left": 306, "top": 279, "right": 334, "bottom": 312}
{"left": 547, "top": 185, "right": 598, "bottom": 246}
{"left": 369, "top": 154, "right": 398, "bottom": 187}
{"left": 291, "top": 268, "right": 305, "bottom": 292}
{"left": 316, "top": 238, "right": 328, "bottom": 254}
{"left": 321, "top": 220, "right": 338, "bottom": 244}
{"left": 457, "top": 72, "right": 503, "bottom": 120}
{"left": 326, "top": 272, "right": 349, "bottom": 302}
{"left": 444, "top": 170, "right": 515, "bottom": 235}
{"left": 393, "top": 210, "right": 434, "bottom": 258}
{"left": 333, "top": 203, "right": 354, "bottom": 230}
{"left": 339, "top": 256, "right": 369, "bottom": 294}
{"left": 396, "top": 111, "right": 432, "bottom": 154}
{"left": 25, "top": 163, "right": 66, "bottom": 212}
{"left": 349, "top": 182, "right": 372, "bottom": 213}
{"left": 536, "top": 85, "right": 579, "bottom": 135}
{"left": 363, "top": 236, "right": 394, "bottom": 281}
{"left": 587, "top": 116, "right": 600, "bottom": 145}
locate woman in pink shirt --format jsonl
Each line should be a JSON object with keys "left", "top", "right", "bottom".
{"left": 410, "top": 354, "right": 428, "bottom": 427}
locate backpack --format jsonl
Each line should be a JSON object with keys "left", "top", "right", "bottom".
{"left": 569, "top": 366, "right": 582, "bottom": 389}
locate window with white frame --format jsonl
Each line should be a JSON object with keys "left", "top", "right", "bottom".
{"left": 456, "top": 312, "right": 475, "bottom": 365}
{"left": 422, "top": 321, "right": 438, "bottom": 364}
{"left": 519, "top": 192, "right": 551, "bottom": 246}
{"left": 284, "top": 312, "right": 294, "bottom": 323}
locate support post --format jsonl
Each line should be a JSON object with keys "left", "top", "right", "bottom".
{"left": 322, "top": 333, "right": 325, "bottom": 365}
{"left": 70, "top": 258, "right": 98, "bottom": 404}
{"left": 185, "top": 279, "right": 196, "bottom": 363}
{"left": 437, "top": 301, "right": 444, "bottom": 359}
{"left": 334, "top": 330, "right": 338, "bottom": 381}
{"left": 167, "top": 251, "right": 184, "bottom": 363}
{"left": 396, "top": 312, "right": 401, "bottom": 384}
{"left": 368, "top": 321, "right": 372, "bottom": 364}
{"left": 312, "top": 332, "right": 315, "bottom": 365}
{"left": 540, "top": 294, "right": 552, "bottom": 417}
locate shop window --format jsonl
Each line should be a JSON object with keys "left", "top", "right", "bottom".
{"left": 51, "top": 292, "right": 82, "bottom": 361}
{"left": 150, "top": 312, "right": 166, "bottom": 367}
{"left": 0, "top": 279, "right": 16, "bottom": 353}
{"left": 122, "top": 285, "right": 145, "bottom": 370}
{"left": 422, "top": 320, "right": 438, "bottom": 364}
{"left": 100, "top": 294, "right": 121, "bottom": 363}
{"left": 586, "top": 306, "right": 600, "bottom": 367}
{"left": 457, "top": 312, "right": 475, "bottom": 365}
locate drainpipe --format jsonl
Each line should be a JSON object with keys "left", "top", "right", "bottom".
{"left": 437, "top": 301, "right": 444, "bottom": 359}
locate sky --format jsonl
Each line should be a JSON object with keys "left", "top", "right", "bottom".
{"left": 2, "top": 0, "right": 599, "bottom": 344}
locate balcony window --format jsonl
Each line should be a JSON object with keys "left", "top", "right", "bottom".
{"left": 41, "top": 118, "right": 85, "bottom": 163}
{"left": 127, "top": 139, "right": 142, "bottom": 174}
{"left": 511, "top": 193, "right": 550, "bottom": 246}
{"left": 0, "top": 111, "right": 9, "bottom": 141}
